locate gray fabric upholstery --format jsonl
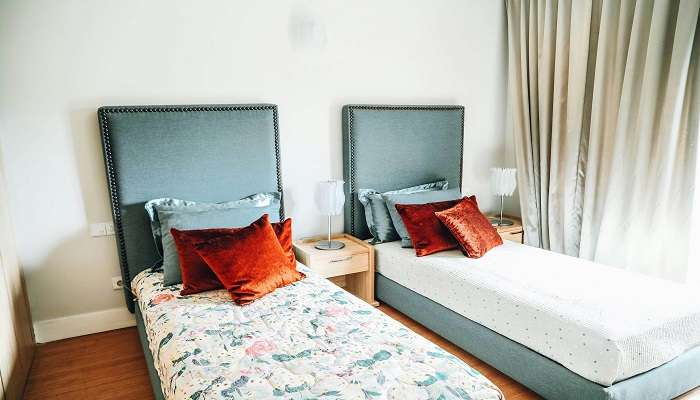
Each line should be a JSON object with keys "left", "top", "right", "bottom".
{"left": 383, "top": 188, "right": 462, "bottom": 247}
{"left": 135, "top": 303, "right": 165, "bottom": 400}
{"left": 98, "top": 104, "right": 283, "bottom": 312}
{"left": 358, "top": 180, "right": 448, "bottom": 244}
{"left": 342, "top": 105, "right": 464, "bottom": 240}
{"left": 376, "top": 273, "right": 700, "bottom": 400}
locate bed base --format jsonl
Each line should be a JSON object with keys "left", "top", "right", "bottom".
{"left": 376, "top": 273, "right": 700, "bottom": 400}
{"left": 135, "top": 304, "right": 166, "bottom": 400}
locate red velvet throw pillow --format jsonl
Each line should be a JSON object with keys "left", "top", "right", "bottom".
{"left": 171, "top": 218, "right": 295, "bottom": 296}
{"left": 435, "top": 196, "right": 503, "bottom": 258}
{"left": 193, "top": 215, "right": 304, "bottom": 305}
{"left": 394, "top": 199, "right": 461, "bottom": 256}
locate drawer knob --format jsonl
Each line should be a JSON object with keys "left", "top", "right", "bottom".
{"left": 329, "top": 256, "right": 352, "bottom": 263}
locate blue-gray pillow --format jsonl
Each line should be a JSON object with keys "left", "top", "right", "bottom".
{"left": 383, "top": 188, "right": 462, "bottom": 247}
{"left": 145, "top": 192, "right": 280, "bottom": 255}
{"left": 145, "top": 192, "right": 280, "bottom": 286}
{"left": 358, "top": 180, "right": 448, "bottom": 243}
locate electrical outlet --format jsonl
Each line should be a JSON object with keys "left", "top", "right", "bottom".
{"left": 111, "top": 276, "right": 123, "bottom": 290}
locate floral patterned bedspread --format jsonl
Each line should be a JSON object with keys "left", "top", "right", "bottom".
{"left": 132, "top": 265, "right": 503, "bottom": 400}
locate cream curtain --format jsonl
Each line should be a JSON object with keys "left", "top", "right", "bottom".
{"left": 506, "top": 0, "right": 700, "bottom": 282}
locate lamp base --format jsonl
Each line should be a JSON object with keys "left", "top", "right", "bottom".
{"left": 315, "top": 240, "right": 346, "bottom": 250}
{"left": 489, "top": 217, "right": 514, "bottom": 227}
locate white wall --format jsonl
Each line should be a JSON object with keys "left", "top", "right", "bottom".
{"left": 0, "top": 0, "right": 508, "bottom": 339}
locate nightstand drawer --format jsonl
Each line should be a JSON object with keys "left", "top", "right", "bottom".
{"left": 310, "top": 253, "right": 369, "bottom": 278}
{"left": 293, "top": 234, "right": 378, "bottom": 306}
{"left": 500, "top": 230, "right": 523, "bottom": 243}
{"left": 489, "top": 215, "right": 524, "bottom": 244}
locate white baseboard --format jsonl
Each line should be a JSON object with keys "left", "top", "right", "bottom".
{"left": 677, "top": 387, "right": 700, "bottom": 400}
{"left": 33, "top": 307, "right": 136, "bottom": 343}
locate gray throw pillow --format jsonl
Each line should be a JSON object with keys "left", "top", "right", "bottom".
{"left": 358, "top": 180, "right": 448, "bottom": 243}
{"left": 383, "top": 188, "right": 462, "bottom": 247}
{"left": 145, "top": 192, "right": 280, "bottom": 286}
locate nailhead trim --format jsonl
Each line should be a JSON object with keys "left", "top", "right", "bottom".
{"left": 344, "top": 105, "right": 465, "bottom": 237}
{"left": 98, "top": 104, "right": 284, "bottom": 311}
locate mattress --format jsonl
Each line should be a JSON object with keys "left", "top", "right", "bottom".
{"left": 132, "top": 265, "right": 503, "bottom": 400}
{"left": 374, "top": 241, "right": 700, "bottom": 386}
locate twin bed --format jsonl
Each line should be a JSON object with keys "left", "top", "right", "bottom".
{"left": 98, "top": 104, "right": 700, "bottom": 400}
{"left": 342, "top": 105, "right": 700, "bottom": 400}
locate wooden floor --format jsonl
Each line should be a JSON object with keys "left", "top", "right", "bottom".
{"left": 24, "top": 304, "right": 542, "bottom": 399}
{"left": 24, "top": 327, "right": 153, "bottom": 399}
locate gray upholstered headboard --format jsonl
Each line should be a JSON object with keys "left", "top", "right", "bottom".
{"left": 342, "top": 105, "right": 465, "bottom": 240}
{"left": 98, "top": 104, "right": 283, "bottom": 312}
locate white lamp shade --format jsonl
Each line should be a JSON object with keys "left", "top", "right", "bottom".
{"left": 315, "top": 180, "right": 345, "bottom": 216}
{"left": 490, "top": 168, "right": 517, "bottom": 196}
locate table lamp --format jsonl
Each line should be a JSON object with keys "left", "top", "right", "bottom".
{"left": 314, "top": 180, "right": 345, "bottom": 250}
{"left": 489, "top": 167, "right": 517, "bottom": 226}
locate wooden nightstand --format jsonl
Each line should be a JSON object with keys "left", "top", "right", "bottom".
{"left": 294, "top": 234, "right": 378, "bottom": 306}
{"left": 490, "top": 216, "right": 524, "bottom": 243}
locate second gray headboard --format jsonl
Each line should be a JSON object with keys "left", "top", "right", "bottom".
{"left": 342, "top": 104, "right": 465, "bottom": 240}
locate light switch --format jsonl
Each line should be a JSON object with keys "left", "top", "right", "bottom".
{"left": 89, "top": 222, "right": 115, "bottom": 237}
{"left": 89, "top": 223, "right": 107, "bottom": 237}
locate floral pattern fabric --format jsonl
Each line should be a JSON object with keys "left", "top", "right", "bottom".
{"left": 132, "top": 266, "right": 503, "bottom": 400}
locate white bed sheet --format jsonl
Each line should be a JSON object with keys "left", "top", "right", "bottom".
{"left": 374, "top": 240, "right": 700, "bottom": 385}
